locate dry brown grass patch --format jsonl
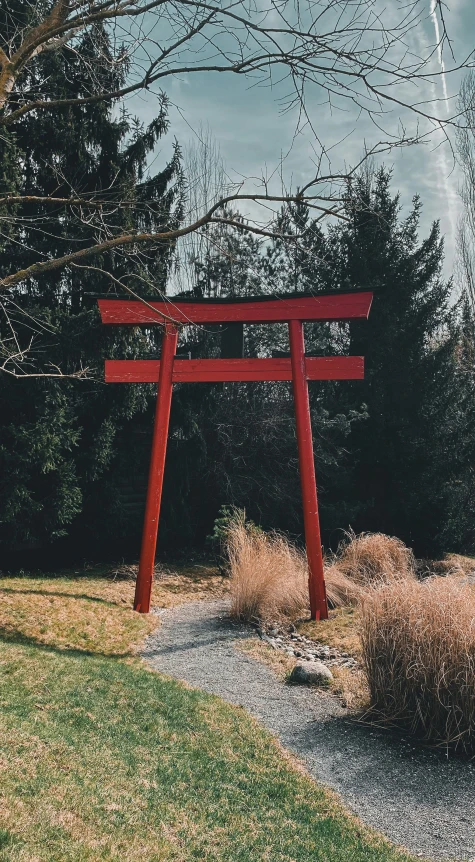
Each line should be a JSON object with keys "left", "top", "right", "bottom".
{"left": 333, "top": 531, "right": 416, "bottom": 588}
{"left": 361, "top": 577, "right": 475, "bottom": 752}
{"left": 323, "top": 564, "right": 365, "bottom": 608}
{"left": 330, "top": 666, "right": 369, "bottom": 711}
{"left": 416, "top": 553, "right": 475, "bottom": 580}
{"left": 236, "top": 638, "right": 296, "bottom": 679}
{"left": 0, "top": 564, "right": 227, "bottom": 656}
{"left": 228, "top": 523, "right": 309, "bottom": 621}
{"left": 299, "top": 607, "right": 362, "bottom": 658}
{"left": 322, "top": 532, "right": 416, "bottom": 609}
{"left": 0, "top": 580, "right": 153, "bottom": 656}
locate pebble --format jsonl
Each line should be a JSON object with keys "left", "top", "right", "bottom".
{"left": 259, "top": 622, "right": 360, "bottom": 674}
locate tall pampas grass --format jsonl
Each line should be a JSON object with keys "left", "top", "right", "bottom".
{"left": 361, "top": 577, "right": 475, "bottom": 752}
{"left": 227, "top": 522, "right": 309, "bottom": 621}
{"left": 334, "top": 530, "right": 416, "bottom": 586}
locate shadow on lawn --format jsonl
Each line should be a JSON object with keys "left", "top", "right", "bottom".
{"left": 0, "top": 625, "right": 133, "bottom": 659}
{"left": 0, "top": 586, "right": 129, "bottom": 608}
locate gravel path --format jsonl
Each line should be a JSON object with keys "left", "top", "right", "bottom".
{"left": 143, "top": 599, "right": 475, "bottom": 861}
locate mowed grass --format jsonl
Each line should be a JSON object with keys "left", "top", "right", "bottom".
{"left": 0, "top": 569, "right": 417, "bottom": 862}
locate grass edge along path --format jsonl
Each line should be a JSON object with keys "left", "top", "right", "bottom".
{"left": 0, "top": 571, "right": 420, "bottom": 862}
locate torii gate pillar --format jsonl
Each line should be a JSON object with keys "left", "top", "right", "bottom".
{"left": 289, "top": 319, "right": 327, "bottom": 619}
{"left": 98, "top": 291, "right": 373, "bottom": 620}
{"left": 134, "top": 323, "right": 178, "bottom": 613}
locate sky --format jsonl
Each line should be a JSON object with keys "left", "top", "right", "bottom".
{"left": 129, "top": 0, "right": 474, "bottom": 282}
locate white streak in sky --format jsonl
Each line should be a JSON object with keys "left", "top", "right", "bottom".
{"left": 428, "top": 0, "right": 457, "bottom": 248}
{"left": 430, "top": 0, "right": 449, "bottom": 110}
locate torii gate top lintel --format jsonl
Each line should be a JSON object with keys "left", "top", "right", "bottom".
{"left": 98, "top": 289, "right": 373, "bottom": 326}
{"left": 99, "top": 290, "right": 373, "bottom": 621}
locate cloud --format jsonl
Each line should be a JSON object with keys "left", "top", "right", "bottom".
{"left": 129, "top": 0, "right": 472, "bottom": 277}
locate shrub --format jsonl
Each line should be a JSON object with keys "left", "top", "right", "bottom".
{"left": 206, "top": 505, "right": 259, "bottom": 557}
{"left": 332, "top": 531, "right": 416, "bottom": 588}
{"left": 361, "top": 577, "right": 475, "bottom": 753}
{"left": 227, "top": 521, "right": 308, "bottom": 621}
{"left": 323, "top": 563, "right": 366, "bottom": 609}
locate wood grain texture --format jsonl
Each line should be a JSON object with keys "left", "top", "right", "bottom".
{"left": 98, "top": 292, "right": 373, "bottom": 325}
{"left": 105, "top": 356, "right": 364, "bottom": 383}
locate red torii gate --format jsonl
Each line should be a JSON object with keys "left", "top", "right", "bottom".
{"left": 98, "top": 291, "right": 373, "bottom": 620}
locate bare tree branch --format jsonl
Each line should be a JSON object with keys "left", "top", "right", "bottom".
{"left": 0, "top": 0, "right": 470, "bottom": 376}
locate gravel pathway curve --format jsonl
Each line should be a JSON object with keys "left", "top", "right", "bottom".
{"left": 143, "top": 599, "right": 475, "bottom": 861}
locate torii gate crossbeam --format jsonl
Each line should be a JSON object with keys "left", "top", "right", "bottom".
{"left": 98, "top": 291, "right": 372, "bottom": 620}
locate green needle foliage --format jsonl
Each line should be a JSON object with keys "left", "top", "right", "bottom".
{"left": 0, "top": 7, "right": 184, "bottom": 553}
{"left": 1, "top": 5, "right": 474, "bottom": 560}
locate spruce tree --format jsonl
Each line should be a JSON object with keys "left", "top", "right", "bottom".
{"left": 162, "top": 214, "right": 364, "bottom": 545}
{"left": 0, "top": 16, "right": 183, "bottom": 552}
{"left": 323, "top": 167, "right": 459, "bottom": 554}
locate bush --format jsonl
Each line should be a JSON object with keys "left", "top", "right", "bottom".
{"left": 323, "top": 564, "right": 366, "bottom": 609}
{"left": 227, "top": 521, "right": 308, "bottom": 622}
{"left": 206, "top": 506, "right": 253, "bottom": 557}
{"left": 332, "top": 531, "right": 415, "bottom": 586}
{"left": 361, "top": 577, "right": 475, "bottom": 753}
{"left": 322, "top": 531, "right": 416, "bottom": 609}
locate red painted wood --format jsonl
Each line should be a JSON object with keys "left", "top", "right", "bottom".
{"left": 288, "top": 320, "right": 329, "bottom": 621}
{"left": 98, "top": 292, "right": 373, "bottom": 325}
{"left": 105, "top": 356, "right": 364, "bottom": 383}
{"left": 134, "top": 323, "right": 178, "bottom": 613}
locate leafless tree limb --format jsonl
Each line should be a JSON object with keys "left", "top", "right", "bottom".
{"left": 0, "top": 0, "right": 470, "bottom": 375}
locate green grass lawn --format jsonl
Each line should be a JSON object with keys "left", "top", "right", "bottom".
{"left": 0, "top": 570, "right": 417, "bottom": 862}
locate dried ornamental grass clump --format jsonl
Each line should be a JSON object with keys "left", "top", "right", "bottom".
{"left": 323, "top": 531, "right": 416, "bottom": 609}
{"left": 416, "top": 554, "right": 475, "bottom": 580}
{"left": 361, "top": 577, "right": 475, "bottom": 753}
{"left": 227, "top": 522, "right": 309, "bottom": 622}
{"left": 336, "top": 531, "right": 416, "bottom": 586}
{"left": 228, "top": 522, "right": 418, "bottom": 619}
{"left": 323, "top": 563, "right": 366, "bottom": 609}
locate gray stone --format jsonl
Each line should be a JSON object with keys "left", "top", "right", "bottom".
{"left": 289, "top": 661, "right": 333, "bottom": 686}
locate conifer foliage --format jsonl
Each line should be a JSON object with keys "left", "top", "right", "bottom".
{"left": 162, "top": 168, "right": 473, "bottom": 556}
{"left": 0, "top": 9, "right": 184, "bottom": 550}
{"left": 322, "top": 168, "right": 462, "bottom": 554}
{"left": 0, "top": 3, "right": 473, "bottom": 560}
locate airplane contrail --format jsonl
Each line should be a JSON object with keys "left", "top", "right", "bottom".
{"left": 429, "top": 0, "right": 449, "bottom": 110}
{"left": 428, "top": 0, "right": 457, "bottom": 247}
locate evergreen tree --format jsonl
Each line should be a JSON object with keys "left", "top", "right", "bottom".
{"left": 180, "top": 169, "right": 472, "bottom": 556}
{"left": 323, "top": 167, "right": 461, "bottom": 554}
{"left": 0, "top": 16, "right": 183, "bottom": 552}
{"left": 161, "top": 214, "right": 364, "bottom": 546}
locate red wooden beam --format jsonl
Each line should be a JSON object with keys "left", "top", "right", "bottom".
{"left": 289, "top": 320, "right": 328, "bottom": 621}
{"left": 105, "top": 356, "right": 364, "bottom": 383}
{"left": 134, "top": 323, "right": 178, "bottom": 613}
{"left": 98, "top": 291, "right": 372, "bottom": 326}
